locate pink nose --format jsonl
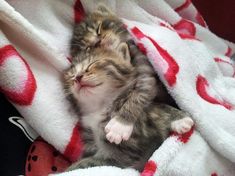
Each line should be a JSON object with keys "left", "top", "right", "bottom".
{"left": 76, "top": 75, "right": 83, "bottom": 82}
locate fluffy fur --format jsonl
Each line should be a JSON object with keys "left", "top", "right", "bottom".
{"left": 70, "top": 4, "right": 175, "bottom": 144}
{"left": 64, "top": 44, "right": 194, "bottom": 171}
{"left": 70, "top": 4, "right": 130, "bottom": 58}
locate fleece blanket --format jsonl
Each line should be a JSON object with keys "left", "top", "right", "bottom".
{"left": 0, "top": 0, "right": 235, "bottom": 175}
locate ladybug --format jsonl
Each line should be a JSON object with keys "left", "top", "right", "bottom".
{"left": 25, "top": 138, "right": 71, "bottom": 176}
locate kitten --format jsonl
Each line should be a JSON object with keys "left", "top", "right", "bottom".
{"left": 64, "top": 43, "right": 194, "bottom": 171}
{"left": 70, "top": 4, "right": 130, "bottom": 58}
{"left": 70, "top": 4, "right": 175, "bottom": 144}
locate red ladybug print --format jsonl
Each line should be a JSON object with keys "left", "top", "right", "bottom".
{"left": 26, "top": 138, "right": 71, "bottom": 176}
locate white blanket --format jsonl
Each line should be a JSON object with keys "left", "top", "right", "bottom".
{"left": 0, "top": 0, "right": 235, "bottom": 175}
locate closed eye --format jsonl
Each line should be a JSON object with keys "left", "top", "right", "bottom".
{"left": 86, "top": 60, "right": 99, "bottom": 72}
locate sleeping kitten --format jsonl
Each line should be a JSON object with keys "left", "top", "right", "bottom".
{"left": 70, "top": 4, "right": 129, "bottom": 58}
{"left": 64, "top": 43, "right": 194, "bottom": 171}
{"left": 70, "top": 4, "right": 175, "bottom": 144}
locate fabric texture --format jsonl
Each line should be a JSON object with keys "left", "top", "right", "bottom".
{"left": 0, "top": 0, "right": 235, "bottom": 176}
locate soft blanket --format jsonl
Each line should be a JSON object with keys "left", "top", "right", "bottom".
{"left": 0, "top": 0, "right": 235, "bottom": 176}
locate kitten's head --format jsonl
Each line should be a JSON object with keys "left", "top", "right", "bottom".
{"left": 71, "top": 4, "right": 129, "bottom": 57}
{"left": 65, "top": 43, "right": 134, "bottom": 107}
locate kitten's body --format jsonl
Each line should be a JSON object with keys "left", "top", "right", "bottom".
{"left": 64, "top": 46, "right": 193, "bottom": 171}
{"left": 70, "top": 5, "right": 175, "bottom": 144}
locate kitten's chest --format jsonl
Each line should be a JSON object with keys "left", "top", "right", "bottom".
{"left": 81, "top": 111, "right": 106, "bottom": 133}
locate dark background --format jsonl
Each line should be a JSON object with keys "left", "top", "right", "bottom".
{"left": 193, "top": 0, "right": 235, "bottom": 42}
{"left": 0, "top": 93, "right": 31, "bottom": 176}
{"left": 0, "top": 1, "right": 235, "bottom": 175}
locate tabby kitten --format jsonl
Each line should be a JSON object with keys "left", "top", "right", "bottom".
{"left": 71, "top": 4, "right": 174, "bottom": 144}
{"left": 70, "top": 4, "right": 130, "bottom": 58}
{"left": 64, "top": 44, "right": 194, "bottom": 171}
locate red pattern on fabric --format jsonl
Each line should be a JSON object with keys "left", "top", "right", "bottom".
{"left": 131, "top": 27, "right": 179, "bottom": 87}
{"left": 0, "top": 45, "right": 37, "bottom": 105}
{"left": 25, "top": 138, "right": 70, "bottom": 176}
{"left": 131, "top": 27, "right": 146, "bottom": 40}
{"left": 225, "top": 47, "right": 232, "bottom": 57}
{"left": 171, "top": 126, "right": 194, "bottom": 143}
{"left": 173, "top": 19, "right": 196, "bottom": 36}
{"left": 196, "top": 75, "right": 232, "bottom": 110}
{"left": 148, "top": 37, "right": 179, "bottom": 86}
{"left": 63, "top": 123, "right": 83, "bottom": 162}
{"left": 141, "top": 160, "right": 157, "bottom": 176}
{"left": 137, "top": 43, "right": 147, "bottom": 55}
{"left": 211, "top": 173, "right": 218, "bottom": 176}
{"left": 195, "top": 12, "right": 207, "bottom": 27}
{"left": 178, "top": 33, "right": 199, "bottom": 40}
{"left": 74, "top": 0, "right": 85, "bottom": 23}
{"left": 159, "top": 22, "right": 173, "bottom": 31}
{"left": 175, "top": 0, "right": 191, "bottom": 12}
{"left": 214, "top": 58, "right": 233, "bottom": 66}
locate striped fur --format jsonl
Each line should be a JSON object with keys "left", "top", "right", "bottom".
{"left": 64, "top": 46, "right": 190, "bottom": 171}
{"left": 70, "top": 4, "right": 130, "bottom": 58}
{"left": 70, "top": 3, "right": 175, "bottom": 123}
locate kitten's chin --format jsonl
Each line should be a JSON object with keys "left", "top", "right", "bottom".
{"left": 74, "top": 84, "right": 95, "bottom": 95}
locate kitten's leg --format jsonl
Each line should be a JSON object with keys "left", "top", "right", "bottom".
{"left": 81, "top": 128, "right": 98, "bottom": 158}
{"left": 105, "top": 42, "right": 158, "bottom": 144}
{"left": 162, "top": 104, "right": 194, "bottom": 134}
{"left": 66, "top": 156, "right": 119, "bottom": 171}
{"left": 160, "top": 104, "right": 194, "bottom": 134}
{"left": 150, "top": 104, "right": 194, "bottom": 135}
{"left": 171, "top": 117, "right": 194, "bottom": 134}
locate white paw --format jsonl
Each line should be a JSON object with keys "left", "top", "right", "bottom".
{"left": 105, "top": 117, "right": 134, "bottom": 144}
{"left": 171, "top": 117, "right": 194, "bottom": 134}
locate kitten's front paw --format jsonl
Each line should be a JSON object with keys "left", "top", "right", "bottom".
{"left": 105, "top": 117, "right": 133, "bottom": 144}
{"left": 171, "top": 117, "right": 194, "bottom": 134}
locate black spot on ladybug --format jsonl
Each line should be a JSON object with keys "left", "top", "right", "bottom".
{"left": 53, "top": 151, "right": 59, "bottom": 157}
{"left": 32, "top": 155, "right": 38, "bottom": 161}
{"left": 28, "top": 163, "right": 31, "bottom": 172}
{"left": 51, "top": 166, "right": 57, "bottom": 172}
{"left": 31, "top": 145, "right": 36, "bottom": 153}
{"left": 28, "top": 155, "right": 31, "bottom": 161}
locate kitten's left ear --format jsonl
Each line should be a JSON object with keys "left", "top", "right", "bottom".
{"left": 117, "top": 43, "right": 131, "bottom": 62}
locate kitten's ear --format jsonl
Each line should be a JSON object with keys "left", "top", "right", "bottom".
{"left": 95, "top": 4, "right": 113, "bottom": 16}
{"left": 117, "top": 43, "right": 131, "bottom": 62}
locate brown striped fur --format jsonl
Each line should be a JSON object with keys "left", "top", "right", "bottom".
{"left": 70, "top": 4, "right": 130, "bottom": 58}
{"left": 64, "top": 45, "right": 191, "bottom": 171}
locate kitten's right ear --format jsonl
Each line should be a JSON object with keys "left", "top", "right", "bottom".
{"left": 95, "top": 4, "right": 113, "bottom": 16}
{"left": 117, "top": 43, "right": 131, "bottom": 62}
